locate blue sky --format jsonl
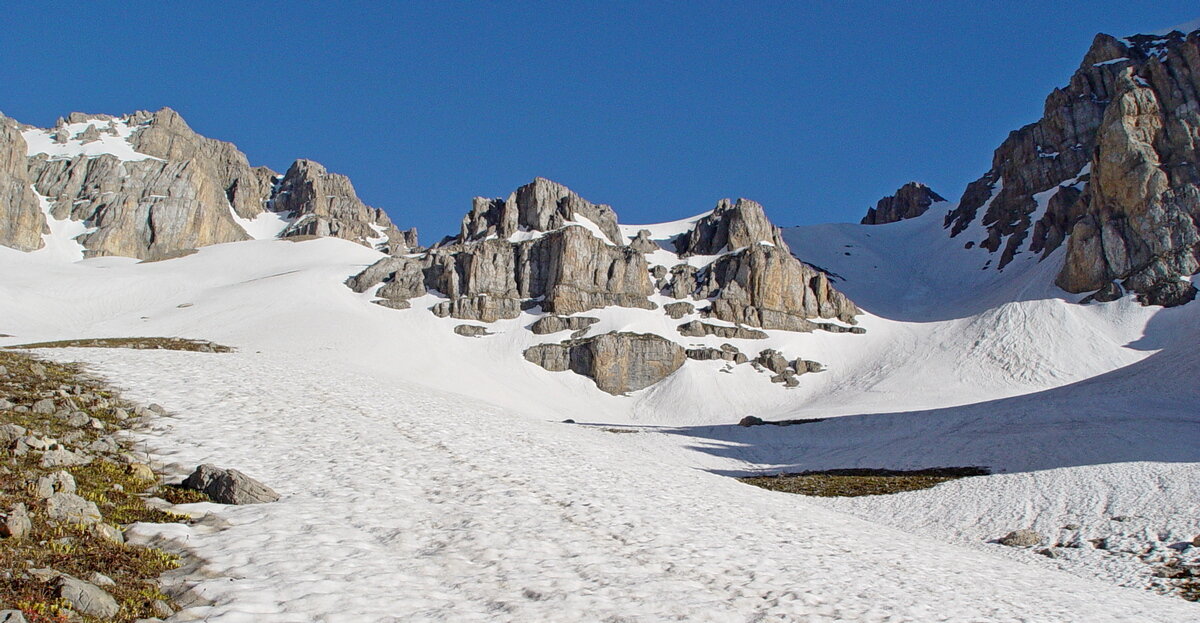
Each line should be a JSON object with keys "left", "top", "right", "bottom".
{"left": 3, "top": 2, "right": 1197, "bottom": 241}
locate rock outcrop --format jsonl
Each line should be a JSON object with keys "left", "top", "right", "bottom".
{"left": 351, "top": 179, "right": 656, "bottom": 320}
{"left": 0, "top": 114, "right": 46, "bottom": 251}
{"left": 861, "top": 182, "right": 945, "bottom": 225}
{"left": 459, "top": 177, "right": 621, "bottom": 245}
{"left": 274, "top": 159, "right": 415, "bottom": 253}
{"left": 348, "top": 178, "right": 864, "bottom": 393}
{"left": 943, "top": 27, "right": 1200, "bottom": 306}
{"left": 523, "top": 332, "right": 686, "bottom": 394}
{"left": 4, "top": 108, "right": 414, "bottom": 260}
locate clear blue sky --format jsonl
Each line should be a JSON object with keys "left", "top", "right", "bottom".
{"left": 3, "top": 2, "right": 1197, "bottom": 241}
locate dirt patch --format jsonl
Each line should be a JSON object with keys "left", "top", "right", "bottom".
{"left": 8, "top": 337, "right": 232, "bottom": 353}
{"left": 740, "top": 467, "right": 989, "bottom": 497}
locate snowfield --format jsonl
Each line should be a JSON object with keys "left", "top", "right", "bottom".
{"left": 0, "top": 205, "right": 1197, "bottom": 621}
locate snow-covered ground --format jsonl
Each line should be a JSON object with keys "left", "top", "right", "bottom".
{"left": 0, "top": 204, "right": 1197, "bottom": 620}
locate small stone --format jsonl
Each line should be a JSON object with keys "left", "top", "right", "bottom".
{"left": 40, "top": 447, "right": 92, "bottom": 468}
{"left": 65, "top": 412, "right": 90, "bottom": 428}
{"left": 112, "top": 408, "right": 129, "bottom": 421}
{"left": 0, "top": 398, "right": 12, "bottom": 410}
{"left": 36, "top": 470, "right": 76, "bottom": 498}
{"left": 738, "top": 416, "right": 764, "bottom": 427}
{"left": 45, "top": 492, "right": 102, "bottom": 524}
{"left": 561, "top": 419, "right": 576, "bottom": 424}
{"left": 0, "top": 504, "right": 31, "bottom": 539}
{"left": 0, "top": 609, "right": 29, "bottom": 623}
{"left": 88, "top": 572, "right": 115, "bottom": 586}
{"left": 998, "top": 529, "right": 1044, "bottom": 547}
{"left": 151, "top": 599, "right": 174, "bottom": 617}
{"left": 127, "top": 463, "right": 156, "bottom": 482}
{"left": 1062, "top": 523, "right": 1080, "bottom": 531}
{"left": 30, "top": 363, "right": 47, "bottom": 377}
{"left": 1191, "top": 535, "right": 1200, "bottom": 547}
{"left": 32, "top": 398, "right": 56, "bottom": 414}
{"left": 453, "top": 324, "right": 493, "bottom": 337}
{"left": 182, "top": 464, "right": 280, "bottom": 504}
{"left": 147, "top": 403, "right": 167, "bottom": 415}
{"left": 0, "top": 423, "right": 26, "bottom": 444}
{"left": 88, "top": 523, "right": 125, "bottom": 545}
{"left": 56, "top": 575, "right": 120, "bottom": 618}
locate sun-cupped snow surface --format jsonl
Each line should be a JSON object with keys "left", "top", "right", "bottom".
{"left": 38, "top": 347, "right": 1198, "bottom": 623}
{"left": 21, "top": 116, "right": 159, "bottom": 162}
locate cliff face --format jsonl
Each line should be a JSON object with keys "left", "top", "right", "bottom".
{"left": 347, "top": 178, "right": 863, "bottom": 393}
{"left": 944, "top": 27, "right": 1200, "bottom": 306}
{"left": 0, "top": 114, "right": 46, "bottom": 252}
{"left": 3, "top": 108, "right": 414, "bottom": 260}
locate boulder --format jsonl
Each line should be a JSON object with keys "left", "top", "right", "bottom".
{"left": 663, "top": 301, "right": 694, "bottom": 319}
{"left": 628, "top": 229, "right": 659, "bottom": 253}
{"left": 738, "top": 416, "right": 765, "bottom": 427}
{"left": 56, "top": 575, "right": 120, "bottom": 619}
{"left": 998, "top": 529, "right": 1045, "bottom": 547}
{"left": 524, "top": 332, "right": 686, "bottom": 395}
{"left": 0, "top": 610, "right": 28, "bottom": 623}
{"left": 529, "top": 315, "right": 599, "bottom": 335}
{"left": 45, "top": 492, "right": 102, "bottom": 524}
{"left": 35, "top": 470, "right": 76, "bottom": 499}
{"left": 0, "top": 504, "right": 31, "bottom": 539}
{"left": 182, "top": 464, "right": 280, "bottom": 504}
{"left": 453, "top": 324, "right": 493, "bottom": 337}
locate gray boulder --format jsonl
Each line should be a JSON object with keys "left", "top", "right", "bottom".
{"left": 524, "top": 332, "right": 686, "bottom": 395}
{"left": 0, "top": 609, "right": 28, "bottom": 623}
{"left": 998, "top": 529, "right": 1045, "bottom": 547}
{"left": 35, "top": 470, "right": 76, "bottom": 499}
{"left": 663, "top": 301, "right": 695, "bottom": 319}
{"left": 0, "top": 504, "right": 31, "bottom": 539}
{"left": 453, "top": 324, "right": 493, "bottom": 337}
{"left": 56, "top": 575, "right": 120, "bottom": 619}
{"left": 182, "top": 464, "right": 280, "bottom": 504}
{"left": 45, "top": 492, "right": 102, "bottom": 524}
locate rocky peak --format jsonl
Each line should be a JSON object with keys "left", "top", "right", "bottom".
{"left": 675, "top": 198, "right": 787, "bottom": 256}
{"left": 861, "top": 182, "right": 945, "bottom": 225}
{"left": 1, "top": 107, "right": 417, "bottom": 260}
{"left": 274, "top": 159, "right": 415, "bottom": 252}
{"left": 458, "top": 177, "right": 622, "bottom": 245}
{"left": 941, "top": 25, "right": 1200, "bottom": 306}
{"left": 0, "top": 113, "right": 46, "bottom": 252}
{"left": 350, "top": 179, "right": 864, "bottom": 394}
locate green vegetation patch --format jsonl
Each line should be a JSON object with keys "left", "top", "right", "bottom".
{"left": 0, "top": 351, "right": 193, "bottom": 621}
{"left": 7, "top": 337, "right": 231, "bottom": 353}
{"left": 740, "top": 467, "right": 989, "bottom": 497}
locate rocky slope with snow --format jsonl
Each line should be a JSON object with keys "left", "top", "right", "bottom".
{"left": 944, "top": 25, "right": 1200, "bottom": 307}
{"left": 348, "top": 177, "right": 862, "bottom": 393}
{"left": 2, "top": 108, "right": 415, "bottom": 261}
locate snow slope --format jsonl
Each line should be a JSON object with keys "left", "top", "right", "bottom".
{"left": 0, "top": 202, "right": 1197, "bottom": 618}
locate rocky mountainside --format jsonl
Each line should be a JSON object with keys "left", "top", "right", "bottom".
{"left": 862, "top": 182, "right": 946, "bottom": 225}
{"left": 348, "top": 177, "right": 863, "bottom": 394}
{"left": 0, "top": 108, "right": 416, "bottom": 260}
{"left": 943, "top": 26, "right": 1200, "bottom": 307}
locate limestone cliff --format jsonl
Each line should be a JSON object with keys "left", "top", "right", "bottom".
{"left": 944, "top": 27, "right": 1200, "bottom": 306}
{"left": 3, "top": 108, "right": 414, "bottom": 260}
{"left": 0, "top": 114, "right": 45, "bottom": 251}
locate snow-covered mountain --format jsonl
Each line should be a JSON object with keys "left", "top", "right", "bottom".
{"left": 0, "top": 21, "right": 1198, "bottom": 623}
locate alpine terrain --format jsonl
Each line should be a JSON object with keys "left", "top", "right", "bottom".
{"left": 0, "top": 20, "right": 1198, "bottom": 623}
